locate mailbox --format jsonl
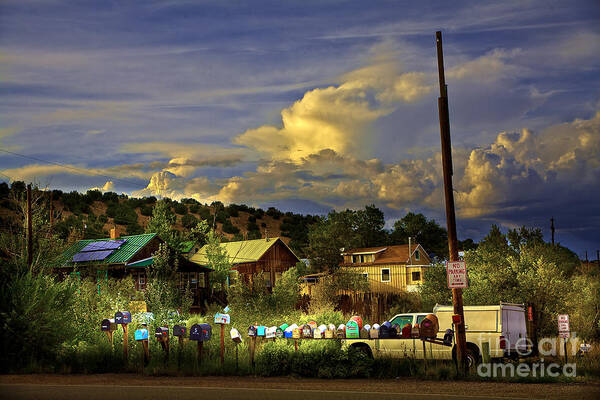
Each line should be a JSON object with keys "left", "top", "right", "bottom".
{"left": 114, "top": 311, "right": 132, "bottom": 324}
{"left": 284, "top": 324, "right": 297, "bottom": 339}
{"left": 230, "top": 328, "right": 242, "bottom": 343}
{"left": 190, "top": 323, "right": 212, "bottom": 341}
{"left": 360, "top": 324, "right": 371, "bottom": 339}
{"left": 214, "top": 312, "right": 230, "bottom": 325}
{"left": 155, "top": 326, "right": 169, "bottom": 341}
{"left": 345, "top": 320, "right": 360, "bottom": 339}
{"left": 336, "top": 324, "right": 346, "bottom": 338}
{"left": 369, "top": 323, "right": 380, "bottom": 339}
{"left": 380, "top": 321, "right": 397, "bottom": 339}
{"left": 401, "top": 323, "right": 412, "bottom": 338}
{"left": 318, "top": 324, "right": 327, "bottom": 334}
{"left": 265, "top": 326, "right": 277, "bottom": 339}
{"left": 411, "top": 323, "right": 420, "bottom": 338}
{"left": 135, "top": 327, "right": 149, "bottom": 341}
{"left": 443, "top": 329, "right": 453, "bottom": 346}
{"left": 350, "top": 315, "right": 363, "bottom": 331}
{"left": 101, "top": 318, "right": 117, "bottom": 332}
{"left": 292, "top": 327, "right": 301, "bottom": 339}
{"left": 173, "top": 325, "right": 187, "bottom": 337}
{"left": 256, "top": 325, "right": 266, "bottom": 337}
{"left": 324, "top": 328, "right": 335, "bottom": 339}
{"left": 419, "top": 314, "right": 439, "bottom": 338}
{"left": 248, "top": 325, "right": 257, "bottom": 337}
{"left": 301, "top": 324, "right": 312, "bottom": 338}
{"left": 307, "top": 321, "right": 318, "bottom": 330}
{"left": 278, "top": 323, "right": 289, "bottom": 335}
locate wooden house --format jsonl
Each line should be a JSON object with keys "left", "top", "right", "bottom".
{"left": 57, "top": 230, "right": 211, "bottom": 306}
{"left": 339, "top": 243, "right": 432, "bottom": 293}
{"left": 190, "top": 237, "right": 299, "bottom": 288}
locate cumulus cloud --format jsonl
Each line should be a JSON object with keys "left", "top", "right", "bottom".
{"left": 447, "top": 49, "right": 525, "bottom": 84}
{"left": 234, "top": 59, "right": 432, "bottom": 162}
{"left": 89, "top": 181, "right": 115, "bottom": 192}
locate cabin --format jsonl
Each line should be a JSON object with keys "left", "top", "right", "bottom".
{"left": 190, "top": 237, "right": 299, "bottom": 288}
{"left": 57, "top": 230, "right": 211, "bottom": 306}
{"left": 339, "top": 243, "right": 432, "bottom": 293}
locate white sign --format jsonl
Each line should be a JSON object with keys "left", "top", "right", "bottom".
{"left": 558, "top": 314, "right": 570, "bottom": 338}
{"left": 446, "top": 261, "right": 468, "bottom": 288}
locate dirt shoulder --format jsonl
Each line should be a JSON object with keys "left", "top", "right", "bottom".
{"left": 1, "top": 374, "right": 599, "bottom": 400}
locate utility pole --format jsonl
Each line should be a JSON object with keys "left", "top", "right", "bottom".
{"left": 550, "top": 217, "right": 555, "bottom": 245}
{"left": 436, "top": 31, "right": 467, "bottom": 374}
{"left": 27, "top": 183, "right": 33, "bottom": 269}
{"left": 49, "top": 190, "right": 54, "bottom": 230}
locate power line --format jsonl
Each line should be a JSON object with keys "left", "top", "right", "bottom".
{"left": 0, "top": 148, "right": 148, "bottom": 189}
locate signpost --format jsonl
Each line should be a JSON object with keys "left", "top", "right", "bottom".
{"left": 446, "top": 261, "right": 468, "bottom": 288}
{"left": 558, "top": 314, "right": 570, "bottom": 364}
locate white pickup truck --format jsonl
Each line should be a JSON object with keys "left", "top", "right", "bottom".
{"left": 343, "top": 303, "right": 529, "bottom": 367}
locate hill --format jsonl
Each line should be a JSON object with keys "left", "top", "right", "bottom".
{"left": 0, "top": 181, "right": 319, "bottom": 257}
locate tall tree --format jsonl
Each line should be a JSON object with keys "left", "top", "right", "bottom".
{"left": 145, "top": 199, "right": 180, "bottom": 249}
{"left": 389, "top": 212, "right": 448, "bottom": 259}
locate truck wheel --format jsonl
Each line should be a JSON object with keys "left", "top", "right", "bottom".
{"left": 465, "top": 348, "right": 479, "bottom": 369}
{"left": 351, "top": 344, "right": 373, "bottom": 359}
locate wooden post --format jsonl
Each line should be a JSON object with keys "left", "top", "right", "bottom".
{"left": 122, "top": 324, "right": 129, "bottom": 360}
{"left": 178, "top": 336, "right": 184, "bottom": 370}
{"left": 294, "top": 339, "right": 298, "bottom": 352}
{"left": 26, "top": 184, "right": 33, "bottom": 269}
{"left": 220, "top": 323, "right": 225, "bottom": 366}
{"left": 250, "top": 336, "right": 256, "bottom": 368}
{"left": 105, "top": 331, "right": 114, "bottom": 347}
{"left": 235, "top": 342, "right": 239, "bottom": 372}
{"left": 197, "top": 341, "right": 203, "bottom": 365}
{"left": 142, "top": 340, "right": 149, "bottom": 365}
{"left": 564, "top": 338, "right": 568, "bottom": 365}
{"left": 49, "top": 190, "right": 54, "bottom": 232}
{"left": 436, "top": 30, "right": 467, "bottom": 375}
{"left": 551, "top": 217, "right": 555, "bottom": 246}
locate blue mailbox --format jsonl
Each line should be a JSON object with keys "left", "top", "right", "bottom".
{"left": 190, "top": 323, "right": 212, "bottom": 341}
{"left": 115, "top": 311, "right": 132, "bottom": 324}
{"left": 248, "top": 325, "right": 257, "bottom": 337}
{"left": 135, "top": 327, "right": 149, "bottom": 341}
{"left": 173, "top": 325, "right": 187, "bottom": 337}
{"left": 256, "top": 325, "right": 266, "bottom": 337}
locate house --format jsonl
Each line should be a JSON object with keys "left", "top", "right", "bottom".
{"left": 57, "top": 229, "right": 211, "bottom": 306}
{"left": 339, "top": 243, "right": 432, "bottom": 293}
{"left": 190, "top": 237, "right": 299, "bottom": 288}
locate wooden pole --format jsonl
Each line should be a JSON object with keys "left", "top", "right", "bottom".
{"left": 198, "top": 341, "right": 203, "bottom": 365}
{"left": 436, "top": 31, "right": 467, "bottom": 375}
{"left": 220, "top": 323, "right": 225, "bottom": 366}
{"left": 49, "top": 190, "right": 54, "bottom": 233}
{"left": 551, "top": 217, "right": 555, "bottom": 246}
{"left": 122, "top": 324, "right": 129, "bottom": 360}
{"left": 142, "top": 340, "right": 149, "bottom": 365}
{"left": 26, "top": 184, "right": 33, "bottom": 269}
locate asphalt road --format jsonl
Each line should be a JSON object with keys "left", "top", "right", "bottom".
{"left": 1, "top": 375, "right": 598, "bottom": 400}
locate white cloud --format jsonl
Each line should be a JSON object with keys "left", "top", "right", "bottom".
{"left": 89, "top": 181, "right": 115, "bottom": 192}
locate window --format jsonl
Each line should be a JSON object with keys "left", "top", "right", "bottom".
{"left": 412, "top": 271, "right": 421, "bottom": 282}
{"left": 360, "top": 255, "right": 365, "bottom": 263}
{"left": 414, "top": 250, "right": 420, "bottom": 261}
{"left": 381, "top": 268, "right": 390, "bottom": 282}
{"left": 198, "top": 272, "right": 206, "bottom": 288}
{"left": 416, "top": 315, "right": 426, "bottom": 324}
{"left": 391, "top": 315, "right": 413, "bottom": 327}
{"left": 361, "top": 273, "right": 368, "bottom": 281}
{"left": 352, "top": 255, "right": 359, "bottom": 263}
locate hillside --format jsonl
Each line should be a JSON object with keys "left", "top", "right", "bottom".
{"left": 0, "top": 182, "right": 319, "bottom": 257}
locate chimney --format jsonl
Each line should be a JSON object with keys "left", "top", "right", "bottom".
{"left": 110, "top": 227, "right": 118, "bottom": 240}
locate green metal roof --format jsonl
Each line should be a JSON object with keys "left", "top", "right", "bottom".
{"left": 59, "top": 233, "right": 158, "bottom": 267}
{"left": 125, "top": 256, "right": 154, "bottom": 268}
{"left": 190, "top": 237, "right": 296, "bottom": 266}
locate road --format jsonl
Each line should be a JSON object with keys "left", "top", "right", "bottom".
{"left": 1, "top": 375, "right": 598, "bottom": 400}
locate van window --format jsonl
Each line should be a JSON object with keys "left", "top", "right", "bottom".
{"left": 391, "top": 315, "right": 413, "bottom": 327}
{"left": 416, "top": 315, "right": 426, "bottom": 324}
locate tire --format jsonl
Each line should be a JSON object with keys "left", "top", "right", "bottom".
{"left": 465, "top": 347, "right": 480, "bottom": 369}
{"left": 351, "top": 344, "right": 374, "bottom": 359}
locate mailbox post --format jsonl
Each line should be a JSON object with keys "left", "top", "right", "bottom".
{"left": 101, "top": 318, "right": 117, "bottom": 346}
{"left": 156, "top": 326, "right": 170, "bottom": 359}
{"left": 173, "top": 325, "right": 187, "bottom": 369}
{"left": 115, "top": 311, "right": 131, "bottom": 360}
{"left": 214, "top": 312, "right": 230, "bottom": 367}
{"left": 230, "top": 328, "right": 242, "bottom": 372}
{"left": 190, "top": 323, "right": 212, "bottom": 366}
{"left": 134, "top": 324, "right": 150, "bottom": 365}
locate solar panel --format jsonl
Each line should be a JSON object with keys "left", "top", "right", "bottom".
{"left": 73, "top": 250, "right": 114, "bottom": 262}
{"left": 80, "top": 239, "right": 127, "bottom": 252}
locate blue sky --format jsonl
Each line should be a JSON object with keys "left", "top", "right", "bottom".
{"left": 1, "top": 0, "right": 599, "bottom": 256}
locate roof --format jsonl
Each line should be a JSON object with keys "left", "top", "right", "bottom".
{"left": 190, "top": 237, "right": 298, "bottom": 266}
{"left": 178, "top": 241, "right": 196, "bottom": 253}
{"left": 341, "top": 243, "right": 430, "bottom": 265}
{"left": 125, "top": 256, "right": 155, "bottom": 268}
{"left": 59, "top": 233, "right": 158, "bottom": 266}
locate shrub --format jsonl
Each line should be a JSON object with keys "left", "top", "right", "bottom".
{"left": 173, "top": 203, "right": 188, "bottom": 215}
{"left": 222, "top": 220, "right": 240, "bottom": 234}
{"left": 140, "top": 204, "right": 153, "bottom": 216}
{"left": 182, "top": 214, "right": 199, "bottom": 229}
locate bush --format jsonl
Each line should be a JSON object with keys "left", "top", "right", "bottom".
{"left": 182, "top": 214, "right": 199, "bottom": 229}
{"left": 173, "top": 203, "right": 188, "bottom": 215}
{"left": 247, "top": 221, "right": 259, "bottom": 232}
{"left": 140, "top": 204, "right": 153, "bottom": 216}
{"left": 222, "top": 220, "right": 240, "bottom": 234}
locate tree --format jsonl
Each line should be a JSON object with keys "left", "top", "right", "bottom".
{"left": 389, "top": 212, "right": 448, "bottom": 260}
{"left": 145, "top": 199, "right": 180, "bottom": 249}
{"left": 181, "top": 214, "right": 198, "bottom": 229}
{"left": 306, "top": 205, "right": 388, "bottom": 272}
{"left": 204, "top": 230, "right": 232, "bottom": 291}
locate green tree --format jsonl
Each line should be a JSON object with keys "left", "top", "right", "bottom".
{"left": 145, "top": 199, "right": 180, "bottom": 249}
{"left": 204, "top": 230, "right": 232, "bottom": 291}
{"left": 389, "top": 212, "right": 448, "bottom": 259}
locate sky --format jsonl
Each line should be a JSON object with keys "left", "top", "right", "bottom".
{"left": 1, "top": 0, "right": 599, "bottom": 257}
